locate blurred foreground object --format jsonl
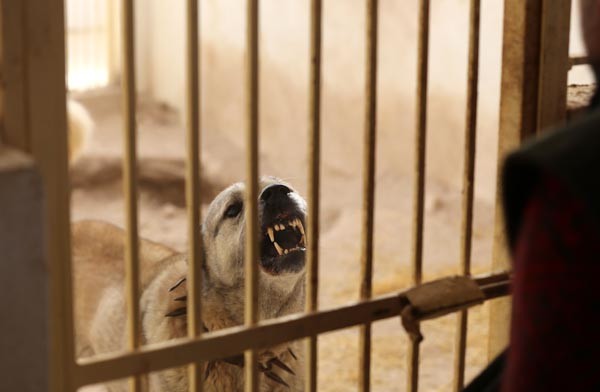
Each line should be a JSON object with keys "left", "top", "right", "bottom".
{"left": 67, "top": 100, "right": 94, "bottom": 163}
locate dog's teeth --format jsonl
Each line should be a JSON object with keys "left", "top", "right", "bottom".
{"left": 289, "top": 220, "right": 295, "bottom": 228}
{"left": 284, "top": 249, "right": 289, "bottom": 255}
{"left": 297, "top": 220, "right": 305, "bottom": 236}
{"left": 279, "top": 224, "right": 285, "bottom": 231}
{"left": 273, "top": 242, "right": 284, "bottom": 256}
{"left": 267, "top": 227, "right": 275, "bottom": 242}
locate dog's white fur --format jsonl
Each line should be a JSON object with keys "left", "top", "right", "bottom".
{"left": 74, "top": 177, "right": 306, "bottom": 391}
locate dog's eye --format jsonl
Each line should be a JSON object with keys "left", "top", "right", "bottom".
{"left": 224, "top": 202, "right": 243, "bottom": 219}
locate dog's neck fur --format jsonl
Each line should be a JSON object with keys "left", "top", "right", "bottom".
{"left": 200, "top": 268, "right": 306, "bottom": 331}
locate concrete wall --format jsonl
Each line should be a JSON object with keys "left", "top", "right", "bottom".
{"left": 140, "top": 0, "right": 594, "bottom": 201}
{"left": 0, "top": 147, "right": 47, "bottom": 392}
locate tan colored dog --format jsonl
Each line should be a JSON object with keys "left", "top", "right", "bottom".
{"left": 74, "top": 177, "right": 307, "bottom": 391}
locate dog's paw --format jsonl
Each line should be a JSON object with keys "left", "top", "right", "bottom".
{"left": 258, "top": 349, "right": 297, "bottom": 388}
{"left": 165, "top": 277, "right": 187, "bottom": 318}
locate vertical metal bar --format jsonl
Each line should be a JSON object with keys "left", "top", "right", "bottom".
{"left": 121, "top": 0, "right": 141, "bottom": 390}
{"left": 0, "top": 1, "right": 30, "bottom": 150}
{"left": 4, "top": 0, "right": 78, "bottom": 390}
{"left": 305, "top": 0, "right": 322, "bottom": 391}
{"left": 408, "top": 0, "right": 430, "bottom": 391}
{"left": 489, "top": 0, "right": 542, "bottom": 360}
{"left": 185, "top": 0, "right": 203, "bottom": 391}
{"left": 245, "top": 0, "right": 260, "bottom": 391}
{"left": 452, "top": 0, "right": 480, "bottom": 390}
{"left": 358, "top": 1, "right": 378, "bottom": 391}
{"left": 537, "top": 0, "right": 572, "bottom": 131}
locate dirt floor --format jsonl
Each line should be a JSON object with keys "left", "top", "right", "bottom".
{"left": 72, "top": 90, "right": 499, "bottom": 392}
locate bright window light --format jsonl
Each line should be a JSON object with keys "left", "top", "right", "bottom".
{"left": 66, "top": 0, "right": 112, "bottom": 91}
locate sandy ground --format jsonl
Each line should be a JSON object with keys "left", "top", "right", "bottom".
{"left": 72, "top": 91, "right": 497, "bottom": 392}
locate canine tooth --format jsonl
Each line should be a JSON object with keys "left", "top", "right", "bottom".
{"left": 284, "top": 249, "right": 289, "bottom": 255}
{"left": 297, "top": 220, "right": 305, "bottom": 235}
{"left": 267, "top": 227, "right": 275, "bottom": 242}
{"left": 273, "top": 242, "right": 284, "bottom": 255}
{"left": 279, "top": 224, "right": 285, "bottom": 231}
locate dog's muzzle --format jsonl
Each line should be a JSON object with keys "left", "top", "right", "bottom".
{"left": 259, "top": 184, "right": 307, "bottom": 275}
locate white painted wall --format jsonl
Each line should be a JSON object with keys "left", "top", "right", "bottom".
{"left": 140, "top": 0, "right": 595, "bottom": 200}
{"left": 146, "top": 0, "right": 187, "bottom": 109}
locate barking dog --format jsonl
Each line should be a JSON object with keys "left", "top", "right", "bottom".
{"left": 74, "top": 177, "right": 306, "bottom": 391}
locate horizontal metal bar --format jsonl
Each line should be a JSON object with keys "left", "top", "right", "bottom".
{"left": 474, "top": 271, "right": 511, "bottom": 287}
{"left": 568, "top": 56, "right": 590, "bottom": 69}
{"left": 74, "top": 272, "right": 510, "bottom": 388}
{"left": 66, "top": 27, "right": 108, "bottom": 35}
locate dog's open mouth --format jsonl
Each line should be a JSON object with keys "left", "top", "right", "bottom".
{"left": 260, "top": 214, "right": 306, "bottom": 274}
{"left": 265, "top": 217, "right": 306, "bottom": 256}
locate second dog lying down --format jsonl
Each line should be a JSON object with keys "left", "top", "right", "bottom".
{"left": 73, "top": 177, "right": 307, "bottom": 391}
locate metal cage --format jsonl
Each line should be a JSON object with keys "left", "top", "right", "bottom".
{"left": 0, "top": 0, "right": 584, "bottom": 391}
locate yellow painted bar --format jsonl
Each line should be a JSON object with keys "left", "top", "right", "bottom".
{"left": 408, "top": 0, "right": 430, "bottom": 391}
{"left": 2, "top": 0, "right": 78, "bottom": 390}
{"left": 453, "top": 0, "right": 480, "bottom": 390}
{"left": 120, "top": 0, "right": 141, "bottom": 390}
{"left": 74, "top": 273, "right": 510, "bottom": 388}
{"left": 0, "top": 1, "right": 30, "bottom": 154}
{"left": 245, "top": 0, "right": 260, "bottom": 391}
{"left": 185, "top": 0, "right": 203, "bottom": 390}
{"left": 489, "top": 0, "right": 542, "bottom": 360}
{"left": 537, "top": 0, "right": 572, "bottom": 131}
{"left": 305, "top": 0, "right": 323, "bottom": 391}
{"left": 359, "top": 0, "right": 379, "bottom": 391}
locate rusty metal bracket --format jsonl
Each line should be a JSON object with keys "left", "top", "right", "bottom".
{"left": 399, "top": 273, "right": 511, "bottom": 343}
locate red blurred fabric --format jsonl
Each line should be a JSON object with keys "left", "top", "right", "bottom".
{"left": 502, "top": 176, "right": 600, "bottom": 391}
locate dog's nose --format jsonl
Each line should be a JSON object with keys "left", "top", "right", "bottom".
{"left": 260, "top": 184, "right": 291, "bottom": 204}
